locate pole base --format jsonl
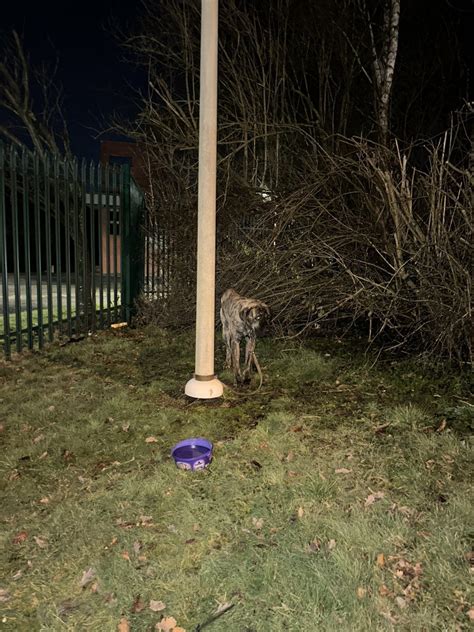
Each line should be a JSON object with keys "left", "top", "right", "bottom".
{"left": 185, "top": 376, "right": 224, "bottom": 399}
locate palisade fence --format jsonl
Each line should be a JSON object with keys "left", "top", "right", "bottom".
{"left": 0, "top": 142, "right": 144, "bottom": 359}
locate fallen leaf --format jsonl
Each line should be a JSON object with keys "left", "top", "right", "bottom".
{"left": 33, "top": 434, "right": 44, "bottom": 444}
{"left": 335, "top": 468, "right": 352, "bottom": 474}
{"left": 90, "top": 582, "right": 99, "bottom": 593}
{"left": 12, "top": 530, "right": 28, "bottom": 544}
{"left": 379, "top": 584, "right": 391, "bottom": 597}
{"left": 468, "top": 608, "right": 474, "bottom": 621}
{"left": 111, "top": 322, "right": 128, "bottom": 329}
{"left": 118, "top": 617, "right": 130, "bottom": 632}
{"left": 252, "top": 517, "right": 264, "bottom": 530}
{"left": 327, "top": 539, "right": 336, "bottom": 550}
{"left": 145, "top": 436, "right": 158, "bottom": 443}
{"left": 215, "top": 602, "right": 233, "bottom": 615}
{"left": 156, "top": 616, "right": 177, "bottom": 631}
{"left": 395, "top": 596, "right": 407, "bottom": 609}
{"left": 122, "top": 423, "right": 130, "bottom": 432}
{"left": 380, "top": 611, "right": 398, "bottom": 624}
{"left": 39, "top": 497, "right": 50, "bottom": 504}
{"left": 79, "top": 567, "right": 96, "bottom": 588}
{"left": 12, "top": 570, "right": 22, "bottom": 581}
{"left": 48, "top": 405, "right": 55, "bottom": 412}
{"left": 174, "top": 628, "right": 186, "bottom": 632}
{"left": 436, "top": 419, "right": 447, "bottom": 432}
{"left": 364, "top": 491, "right": 385, "bottom": 507}
{"left": 133, "top": 541, "right": 142, "bottom": 554}
{"left": 38, "top": 451, "right": 48, "bottom": 460}
{"left": 121, "top": 551, "right": 130, "bottom": 561}
{"left": 149, "top": 600, "right": 166, "bottom": 612}
{"left": 287, "top": 470, "right": 298, "bottom": 478}
{"left": 131, "top": 594, "right": 146, "bottom": 613}
{"left": 140, "top": 515, "right": 154, "bottom": 526}
{"left": 34, "top": 536, "right": 48, "bottom": 548}
{"left": 0, "top": 589, "right": 11, "bottom": 602}
{"left": 377, "top": 553, "right": 385, "bottom": 567}
{"left": 356, "top": 587, "right": 367, "bottom": 599}
{"left": 297, "top": 506, "right": 304, "bottom": 518}
{"left": 307, "top": 538, "right": 321, "bottom": 553}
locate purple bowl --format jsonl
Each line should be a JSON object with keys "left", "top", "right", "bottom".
{"left": 171, "top": 437, "right": 213, "bottom": 471}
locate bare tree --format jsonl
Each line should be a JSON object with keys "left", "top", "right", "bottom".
{"left": 363, "top": 0, "right": 401, "bottom": 144}
{"left": 0, "top": 31, "right": 71, "bottom": 155}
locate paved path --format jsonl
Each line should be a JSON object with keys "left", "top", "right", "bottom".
{"left": 0, "top": 274, "right": 121, "bottom": 314}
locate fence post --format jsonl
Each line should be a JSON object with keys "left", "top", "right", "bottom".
{"left": 120, "top": 164, "right": 144, "bottom": 323}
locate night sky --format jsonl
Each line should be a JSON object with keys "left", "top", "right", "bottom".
{"left": 2, "top": 0, "right": 143, "bottom": 160}
{"left": 1, "top": 1, "right": 472, "bottom": 161}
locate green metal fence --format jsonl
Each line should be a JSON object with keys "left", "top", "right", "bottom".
{"left": 0, "top": 143, "right": 144, "bottom": 359}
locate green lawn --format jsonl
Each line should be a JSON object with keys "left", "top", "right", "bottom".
{"left": 0, "top": 327, "right": 472, "bottom": 631}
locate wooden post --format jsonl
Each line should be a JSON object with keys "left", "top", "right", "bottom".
{"left": 185, "top": 0, "right": 223, "bottom": 398}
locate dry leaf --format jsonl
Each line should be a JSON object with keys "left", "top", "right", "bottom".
{"left": 34, "top": 536, "right": 48, "bottom": 548}
{"left": 121, "top": 551, "right": 131, "bottom": 561}
{"left": 252, "top": 517, "right": 264, "bottom": 529}
{"left": 12, "top": 530, "right": 28, "bottom": 544}
{"left": 122, "top": 423, "right": 130, "bottom": 432}
{"left": 39, "top": 497, "right": 50, "bottom": 504}
{"left": 297, "top": 506, "right": 304, "bottom": 518}
{"left": 0, "top": 589, "right": 11, "bottom": 602}
{"left": 436, "top": 419, "right": 447, "bottom": 432}
{"left": 364, "top": 491, "right": 385, "bottom": 507}
{"left": 48, "top": 405, "right": 55, "bottom": 412}
{"left": 90, "top": 582, "right": 99, "bottom": 593}
{"left": 33, "top": 434, "right": 44, "bottom": 444}
{"left": 38, "top": 451, "right": 48, "bottom": 460}
{"left": 395, "top": 596, "right": 407, "bottom": 609}
{"left": 379, "top": 584, "right": 391, "bottom": 597}
{"left": 118, "top": 617, "right": 130, "bottom": 632}
{"left": 156, "top": 616, "right": 177, "bottom": 631}
{"left": 79, "top": 567, "right": 96, "bottom": 588}
{"left": 149, "top": 600, "right": 166, "bottom": 612}
{"left": 131, "top": 594, "right": 146, "bottom": 613}
{"left": 307, "top": 538, "right": 321, "bottom": 553}
{"left": 356, "top": 587, "right": 367, "bottom": 599}
{"left": 133, "top": 541, "right": 142, "bottom": 554}
{"left": 174, "top": 628, "right": 186, "bottom": 632}
{"left": 377, "top": 553, "right": 385, "bottom": 567}
{"left": 145, "top": 436, "right": 158, "bottom": 443}
{"left": 335, "top": 468, "right": 352, "bottom": 474}
{"left": 327, "top": 539, "right": 337, "bottom": 550}
{"left": 215, "top": 602, "right": 233, "bottom": 615}
{"left": 467, "top": 608, "right": 474, "bottom": 621}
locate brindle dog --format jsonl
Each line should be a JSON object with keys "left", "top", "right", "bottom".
{"left": 220, "top": 288, "right": 270, "bottom": 385}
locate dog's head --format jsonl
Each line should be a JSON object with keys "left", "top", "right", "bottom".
{"left": 240, "top": 302, "right": 271, "bottom": 334}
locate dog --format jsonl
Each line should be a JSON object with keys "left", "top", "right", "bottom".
{"left": 220, "top": 288, "right": 270, "bottom": 385}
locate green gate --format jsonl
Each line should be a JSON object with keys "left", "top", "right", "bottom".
{"left": 0, "top": 143, "right": 144, "bottom": 359}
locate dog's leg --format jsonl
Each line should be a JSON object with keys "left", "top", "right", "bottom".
{"left": 222, "top": 322, "right": 232, "bottom": 369}
{"left": 243, "top": 336, "right": 256, "bottom": 383}
{"left": 231, "top": 339, "right": 243, "bottom": 384}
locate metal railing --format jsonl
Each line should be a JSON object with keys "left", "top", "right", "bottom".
{"left": 0, "top": 143, "right": 144, "bottom": 359}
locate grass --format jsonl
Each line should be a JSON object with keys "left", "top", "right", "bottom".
{"left": 0, "top": 327, "right": 472, "bottom": 631}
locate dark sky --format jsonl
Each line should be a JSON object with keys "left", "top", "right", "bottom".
{"left": 2, "top": 0, "right": 142, "bottom": 160}
{"left": 2, "top": 1, "right": 472, "bottom": 161}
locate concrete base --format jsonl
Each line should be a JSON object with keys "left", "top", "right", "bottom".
{"left": 185, "top": 376, "right": 224, "bottom": 399}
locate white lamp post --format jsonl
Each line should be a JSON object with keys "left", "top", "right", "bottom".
{"left": 185, "top": 0, "right": 223, "bottom": 399}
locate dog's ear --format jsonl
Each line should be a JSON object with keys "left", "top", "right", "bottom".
{"left": 239, "top": 306, "right": 251, "bottom": 322}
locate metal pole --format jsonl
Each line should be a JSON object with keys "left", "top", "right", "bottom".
{"left": 185, "top": 0, "right": 223, "bottom": 398}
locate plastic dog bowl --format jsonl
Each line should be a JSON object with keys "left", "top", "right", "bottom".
{"left": 171, "top": 437, "right": 213, "bottom": 470}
